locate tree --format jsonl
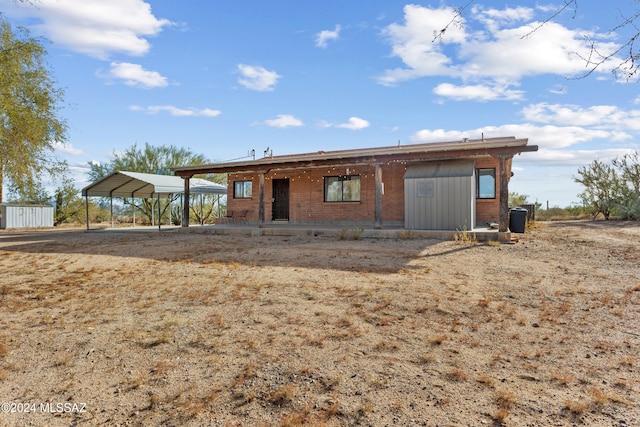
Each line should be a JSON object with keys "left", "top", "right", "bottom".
{"left": 508, "top": 192, "right": 529, "bottom": 206}
{"left": 575, "top": 152, "right": 640, "bottom": 220}
{"left": 0, "top": 18, "right": 67, "bottom": 204}
{"left": 612, "top": 152, "right": 640, "bottom": 220}
{"left": 87, "top": 143, "right": 220, "bottom": 224}
{"left": 53, "top": 177, "right": 84, "bottom": 225}
{"left": 574, "top": 160, "right": 621, "bottom": 220}
{"left": 6, "top": 178, "right": 51, "bottom": 204}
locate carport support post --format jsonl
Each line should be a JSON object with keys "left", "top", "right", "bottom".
{"left": 374, "top": 163, "right": 383, "bottom": 229}
{"left": 200, "top": 194, "right": 204, "bottom": 226}
{"left": 182, "top": 176, "right": 191, "bottom": 227}
{"left": 157, "top": 193, "right": 161, "bottom": 231}
{"left": 85, "top": 195, "right": 89, "bottom": 230}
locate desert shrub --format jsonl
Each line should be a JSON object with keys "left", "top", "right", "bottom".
{"left": 454, "top": 226, "right": 477, "bottom": 244}
{"left": 337, "top": 228, "right": 363, "bottom": 240}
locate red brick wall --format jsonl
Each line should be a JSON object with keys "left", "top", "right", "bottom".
{"left": 225, "top": 174, "right": 258, "bottom": 220}
{"left": 474, "top": 157, "right": 502, "bottom": 225}
{"left": 225, "top": 157, "right": 506, "bottom": 227}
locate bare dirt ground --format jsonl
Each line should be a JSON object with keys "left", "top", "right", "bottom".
{"left": 0, "top": 221, "right": 639, "bottom": 427}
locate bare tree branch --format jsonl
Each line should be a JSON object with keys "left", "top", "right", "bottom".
{"left": 432, "top": 0, "right": 474, "bottom": 43}
{"left": 521, "top": 0, "right": 578, "bottom": 40}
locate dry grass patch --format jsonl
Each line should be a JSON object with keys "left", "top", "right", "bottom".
{"left": 564, "top": 399, "right": 590, "bottom": 415}
{"left": 447, "top": 366, "right": 468, "bottom": 382}
{"left": 0, "top": 223, "right": 638, "bottom": 425}
{"left": 0, "top": 343, "right": 8, "bottom": 357}
{"left": 428, "top": 334, "right": 449, "bottom": 346}
{"left": 269, "top": 383, "right": 297, "bottom": 406}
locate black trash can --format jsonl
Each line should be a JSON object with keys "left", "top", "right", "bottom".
{"left": 509, "top": 208, "right": 528, "bottom": 233}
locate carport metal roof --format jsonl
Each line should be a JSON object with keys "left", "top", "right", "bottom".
{"left": 81, "top": 171, "right": 226, "bottom": 198}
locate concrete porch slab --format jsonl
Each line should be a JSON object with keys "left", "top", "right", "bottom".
{"left": 176, "top": 223, "right": 510, "bottom": 242}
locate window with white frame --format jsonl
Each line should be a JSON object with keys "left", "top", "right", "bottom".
{"left": 233, "top": 180, "right": 252, "bottom": 199}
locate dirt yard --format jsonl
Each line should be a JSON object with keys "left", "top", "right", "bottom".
{"left": 0, "top": 221, "right": 639, "bottom": 426}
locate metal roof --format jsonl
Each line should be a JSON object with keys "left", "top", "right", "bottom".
{"left": 81, "top": 171, "right": 227, "bottom": 198}
{"left": 172, "top": 136, "right": 537, "bottom": 176}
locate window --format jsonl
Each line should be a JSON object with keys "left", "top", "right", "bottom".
{"left": 233, "top": 181, "right": 252, "bottom": 198}
{"left": 324, "top": 176, "right": 361, "bottom": 202}
{"left": 477, "top": 168, "right": 496, "bottom": 199}
{"left": 417, "top": 181, "right": 434, "bottom": 198}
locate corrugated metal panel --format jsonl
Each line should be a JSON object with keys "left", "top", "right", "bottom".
{"left": 0, "top": 205, "right": 54, "bottom": 229}
{"left": 404, "top": 160, "right": 474, "bottom": 179}
{"left": 404, "top": 168, "right": 475, "bottom": 230}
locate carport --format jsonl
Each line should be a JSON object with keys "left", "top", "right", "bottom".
{"left": 81, "top": 171, "right": 226, "bottom": 230}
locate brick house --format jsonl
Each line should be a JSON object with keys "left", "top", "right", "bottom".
{"left": 172, "top": 137, "right": 537, "bottom": 232}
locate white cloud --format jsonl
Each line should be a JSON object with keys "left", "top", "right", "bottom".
{"left": 472, "top": 5, "right": 533, "bottom": 33}
{"left": 69, "top": 163, "right": 91, "bottom": 175}
{"left": 409, "top": 122, "right": 638, "bottom": 174}
{"left": 460, "top": 22, "right": 617, "bottom": 80}
{"left": 410, "top": 123, "right": 625, "bottom": 150}
{"left": 517, "top": 148, "right": 638, "bottom": 166}
{"left": 336, "top": 117, "right": 370, "bottom": 130}
{"left": 378, "top": 5, "right": 461, "bottom": 86}
{"left": 409, "top": 128, "right": 470, "bottom": 143}
{"left": 5, "top": 0, "right": 172, "bottom": 59}
{"left": 237, "top": 64, "right": 281, "bottom": 91}
{"left": 316, "top": 25, "right": 341, "bottom": 48}
{"left": 319, "top": 117, "right": 371, "bottom": 130}
{"left": 52, "top": 141, "right": 83, "bottom": 156}
{"left": 129, "top": 105, "right": 221, "bottom": 117}
{"left": 106, "top": 62, "right": 168, "bottom": 88}
{"left": 262, "top": 114, "right": 304, "bottom": 128}
{"left": 433, "top": 82, "right": 524, "bottom": 101}
{"left": 378, "top": 4, "right": 623, "bottom": 94}
{"left": 521, "top": 103, "right": 640, "bottom": 130}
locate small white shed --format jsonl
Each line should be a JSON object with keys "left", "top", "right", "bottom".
{"left": 0, "top": 204, "right": 54, "bottom": 229}
{"left": 404, "top": 160, "right": 476, "bottom": 230}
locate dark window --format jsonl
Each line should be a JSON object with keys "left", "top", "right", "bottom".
{"left": 324, "top": 176, "right": 361, "bottom": 202}
{"left": 233, "top": 181, "right": 252, "bottom": 199}
{"left": 477, "top": 168, "right": 496, "bottom": 199}
{"left": 417, "top": 181, "right": 434, "bottom": 198}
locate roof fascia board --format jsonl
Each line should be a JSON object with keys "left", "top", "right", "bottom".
{"left": 172, "top": 138, "right": 532, "bottom": 176}
{"left": 175, "top": 144, "right": 538, "bottom": 176}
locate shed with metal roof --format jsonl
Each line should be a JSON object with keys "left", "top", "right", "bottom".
{"left": 404, "top": 160, "right": 476, "bottom": 230}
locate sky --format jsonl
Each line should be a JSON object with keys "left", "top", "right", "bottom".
{"left": 2, "top": 0, "right": 640, "bottom": 207}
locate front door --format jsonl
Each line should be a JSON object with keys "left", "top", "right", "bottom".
{"left": 272, "top": 179, "right": 289, "bottom": 221}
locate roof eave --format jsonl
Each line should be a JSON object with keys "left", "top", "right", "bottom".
{"left": 173, "top": 139, "right": 536, "bottom": 176}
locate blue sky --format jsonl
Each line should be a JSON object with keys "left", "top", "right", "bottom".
{"left": 2, "top": 0, "right": 639, "bottom": 207}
